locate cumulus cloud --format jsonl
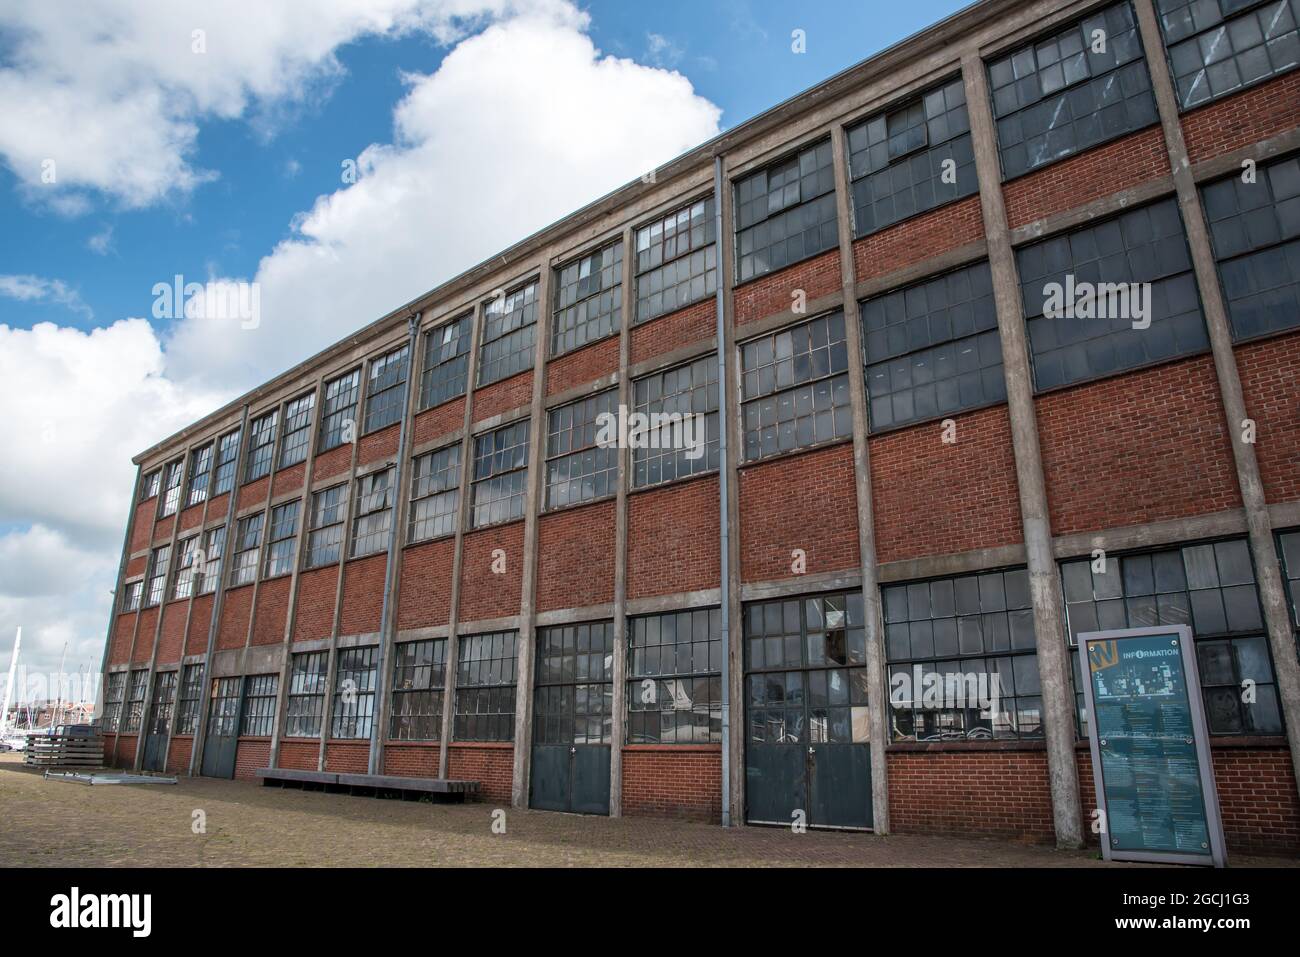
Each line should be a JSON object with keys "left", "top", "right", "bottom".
{"left": 0, "top": 274, "right": 93, "bottom": 320}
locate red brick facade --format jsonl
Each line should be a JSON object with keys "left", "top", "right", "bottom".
{"left": 1181, "top": 71, "right": 1300, "bottom": 165}
{"left": 397, "top": 538, "right": 455, "bottom": 629}
{"left": 1236, "top": 330, "right": 1300, "bottom": 505}
{"left": 546, "top": 336, "right": 618, "bottom": 396}
{"left": 735, "top": 250, "right": 841, "bottom": 325}
{"left": 627, "top": 475, "right": 720, "bottom": 600}
{"left": 630, "top": 299, "right": 715, "bottom": 365}
{"left": 458, "top": 523, "right": 524, "bottom": 623}
{"left": 473, "top": 371, "right": 532, "bottom": 422}
{"left": 535, "top": 500, "right": 616, "bottom": 611}
{"left": 621, "top": 747, "right": 721, "bottom": 822}
{"left": 448, "top": 744, "right": 513, "bottom": 804}
{"left": 854, "top": 195, "right": 985, "bottom": 282}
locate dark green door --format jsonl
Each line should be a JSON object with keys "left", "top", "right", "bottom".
{"left": 142, "top": 671, "right": 176, "bottom": 772}
{"left": 200, "top": 677, "right": 241, "bottom": 779}
{"left": 529, "top": 623, "right": 613, "bottom": 815}
{"left": 744, "top": 592, "right": 873, "bottom": 829}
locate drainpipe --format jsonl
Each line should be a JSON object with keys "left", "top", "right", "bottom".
{"left": 714, "top": 155, "right": 732, "bottom": 828}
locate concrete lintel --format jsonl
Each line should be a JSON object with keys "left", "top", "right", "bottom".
{"left": 542, "top": 369, "right": 621, "bottom": 410}
{"left": 535, "top": 604, "right": 617, "bottom": 627}
{"left": 732, "top": 291, "right": 845, "bottom": 343}
{"left": 740, "top": 570, "right": 864, "bottom": 603}
{"left": 1009, "top": 175, "right": 1176, "bottom": 247}
{"left": 878, "top": 544, "right": 1029, "bottom": 583}
{"left": 625, "top": 589, "right": 723, "bottom": 617}
{"left": 626, "top": 337, "right": 718, "bottom": 381}
{"left": 1052, "top": 510, "right": 1250, "bottom": 560}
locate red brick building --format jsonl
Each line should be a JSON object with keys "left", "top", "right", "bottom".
{"left": 99, "top": 0, "right": 1300, "bottom": 855}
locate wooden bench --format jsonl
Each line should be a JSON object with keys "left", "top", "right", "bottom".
{"left": 256, "top": 767, "right": 479, "bottom": 801}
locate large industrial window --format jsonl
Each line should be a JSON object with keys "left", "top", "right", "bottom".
{"left": 1200, "top": 153, "right": 1300, "bottom": 341}
{"left": 409, "top": 444, "right": 460, "bottom": 542}
{"left": 454, "top": 631, "right": 518, "bottom": 742}
{"left": 243, "top": 410, "right": 278, "bottom": 483}
{"left": 1061, "top": 539, "right": 1282, "bottom": 735}
{"left": 364, "top": 344, "right": 410, "bottom": 434}
{"left": 263, "top": 500, "right": 300, "bottom": 577}
{"left": 420, "top": 313, "right": 471, "bottom": 409}
{"left": 101, "top": 672, "right": 126, "bottom": 730}
{"left": 186, "top": 444, "right": 212, "bottom": 507}
{"left": 534, "top": 622, "right": 614, "bottom": 745}
{"left": 141, "top": 470, "right": 161, "bottom": 501}
{"left": 846, "top": 76, "right": 977, "bottom": 237}
{"left": 145, "top": 544, "right": 171, "bottom": 607}
{"left": 544, "top": 390, "right": 618, "bottom": 510}
{"left": 229, "top": 513, "right": 264, "bottom": 587}
{"left": 146, "top": 671, "right": 176, "bottom": 739}
{"left": 174, "top": 664, "right": 204, "bottom": 735}
{"left": 120, "top": 581, "right": 142, "bottom": 613}
{"left": 240, "top": 674, "right": 279, "bottom": 737}
{"left": 305, "top": 484, "right": 348, "bottom": 568}
{"left": 631, "top": 355, "right": 720, "bottom": 487}
{"left": 471, "top": 420, "right": 529, "bottom": 528}
{"left": 212, "top": 430, "right": 240, "bottom": 496}
{"left": 350, "top": 469, "right": 393, "bottom": 558}
{"left": 1280, "top": 530, "right": 1300, "bottom": 656}
{"left": 860, "top": 260, "right": 1005, "bottom": 431}
{"left": 198, "top": 525, "right": 225, "bottom": 594}
{"left": 1154, "top": 0, "right": 1300, "bottom": 109}
{"left": 883, "top": 569, "right": 1042, "bottom": 741}
{"left": 1017, "top": 197, "right": 1208, "bottom": 390}
{"left": 331, "top": 647, "right": 378, "bottom": 740}
{"left": 123, "top": 669, "right": 148, "bottom": 733}
{"left": 635, "top": 196, "right": 717, "bottom": 323}
{"left": 159, "top": 459, "right": 183, "bottom": 517}
{"left": 987, "top": 1, "right": 1157, "bottom": 180}
{"left": 478, "top": 280, "right": 538, "bottom": 386}
{"left": 552, "top": 240, "right": 623, "bottom": 355}
{"left": 171, "top": 535, "right": 200, "bottom": 600}
{"left": 628, "top": 608, "right": 723, "bottom": 744}
{"left": 285, "top": 652, "right": 328, "bottom": 738}
{"left": 740, "top": 311, "right": 852, "bottom": 461}
{"left": 319, "top": 369, "right": 361, "bottom": 451}
{"left": 389, "top": 639, "right": 447, "bottom": 741}
{"left": 734, "top": 139, "right": 838, "bottom": 282}
{"left": 278, "top": 392, "right": 315, "bottom": 469}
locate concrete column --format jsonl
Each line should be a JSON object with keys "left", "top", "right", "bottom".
{"left": 1134, "top": 0, "right": 1300, "bottom": 797}
{"left": 829, "top": 125, "right": 892, "bottom": 834}
{"left": 962, "top": 52, "right": 1083, "bottom": 849}
{"left": 96, "top": 465, "right": 143, "bottom": 742}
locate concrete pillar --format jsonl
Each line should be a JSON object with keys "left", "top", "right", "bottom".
{"left": 609, "top": 226, "right": 635, "bottom": 816}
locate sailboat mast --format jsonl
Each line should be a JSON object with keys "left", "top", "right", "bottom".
{"left": 0, "top": 627, "right": 20, "bottom": 736}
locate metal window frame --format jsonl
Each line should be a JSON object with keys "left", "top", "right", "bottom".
{"left": 543, "top": 388, "right": 619, "bottom": 510}
{"left": 408, "top": 443, "right": 461, "bottom": 543}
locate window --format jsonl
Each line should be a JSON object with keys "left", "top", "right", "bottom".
{"left": 1155, "top": 0, "right": 1299, "bottom": 109}
{"left": 285, "top": 652, "right": 329, "bottom": 738}
{"left": 145, "top": 671, "right": 176, "bottom": 737}
{"left": 534, "top": 622, "right": 614, "bottom": 745}
{"left": 238, "top": 674, "right": 278, "bottom": 736}
{"left": 146, "top": 544, "right": 171, "bottom": 607}
{"left": 635, "top": 196, "right": 717, "bottom": 323}
{"left": 120, "top": 580, "right": 142, "bottom": 613}
{"left": 101, "top": 672, "right": 126, "bottom": 730}
{"left": 478, "top": 280, "right": 538, "bottom": 386}
{"left": 186, "top": 444, "right": 212, "bottom": 507}
{"left": 278, "top": 392, "right": 315, "bottom": 469}
{"left": 454, "top": 631, "right": 518, "bottom": 741}
{"left": 631, "top": 355, "right": 720, "bottom": 487}
{"left": 263, "top": 501, "right": 300, "bottom": 577}
{"left": 212, "top": 430, "right": 240, "bottom": 496}
{"left": 1017, "top": 197, "right": 1208, "bottom": 390}
{"left": 552, "top": 241, "right": 623, "bottom": 355}
{"left": 1200, "top": 154, "right": 1300, "bottom": 341}
{"left": 628, "top": 608, "right": 723, "bottom": 744}
{"left": 734, "top": 139, "right": 838, "bottom": 282}
{"left": 229, "top": 513, "right": 264, "bottom": 587}
{"left": 471, "top": 420, "right": 529, "bottom": 528}
{"left": 420, "top": 314, "right": 471, "bottom": 409}
{"left": 123, "top": 669, "right": 148, "bottom": 733}
{"left": 1062, "top": 539, "right": 1282, "bottom": 735}
{"left": 740, "top": 311, "right": 852, "bottom": 461}
{"left": 207, "top": 677, "right": 241, "bottom": 739}
{"left": 197, "top": 525, "right": 225, "bottom": 594}
{"left": 389, "top": 639, "right": 447, "bottom": 741}
{"left": 159, "top": 459, "right": 183, "bottom": 517}
{"left": 409, "top": 445, "right": 460, "bottom": 542}
{"left": 860, "top": 260, "right": 1005, "bottom": 431}
{"left": 305, "top": 484, "right": 349, "bottom": 568}
{"left": 174, "top": 664, "right": 204, "bottom": 735}
{"left": 330, "top": 646, "right": 377, "bottom": 739}
{"left": 884, "top": 569, "right": 1041, "bottom": 741}
{"left": 350, "top": 468, "right": 393, "bottom": 558}
{"left": 545, "top": 390, "right": 618, "bottom": 509}
{"left": 172, "top": 535, "right": 200, "bottom": 600}
{"left": 141, "top": 470, "right": 161, "bottom": 501}
{"left": 1282, "top": 529, "right": 1300, "bottom": 628}
{"left": 244, "top": 410, "right": 278, "bottom": 483}
{"left": 319, "top": 369, "right": 361, "bottom": 452}
{"left": 987, "top": 1, "right": 1157, "bottom": 179}
{"left": 364, "top": 344, "right": 410, "bottom": 434}
{"left": 847, "top": 76, "right": 977, "bottom": 237}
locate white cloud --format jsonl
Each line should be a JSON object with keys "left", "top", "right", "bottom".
{"left": 0, "top": 274, "right": 94, "bottom": 321}
{"left": 87, "top": 225, "right": 115, "bottom": 256}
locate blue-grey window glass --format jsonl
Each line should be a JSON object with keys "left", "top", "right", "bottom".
{"left": 471, "top": 420, "right": 529, "bottom": 528}
{"left": 350, "top": 467, "right": 393, "bottom": 558}
{"left": 330, "top": 646, "right": 377, "bottom": 739}
{"left": 1201, "top": 153, "right": 1300, "bottom": 340}
{"left": 363, "top": 344, "right": 410, "bottom": 434}
{"left": 240, "top": 674, "right": 278, "bottom": 737}
{"left": 198, "top": 524, "right": 225, "bottom": 594}
{"left": 101, "top": 672, "right": 126, "bottom": 730}
{"left": 146, "top": 543, "right": 171, "bottom": 607}
{"left": 627, "top": 608, "right": 723, "bottom": 744}
{"left": 552, "top": 241, "right": 622, "bottom": 355}
{"left": 285, "top": 652, "right": 328, "bottom": 738}
{"left": 740, "top": 311, "right": 852, "bottom": 461}
{"left": 1279, "top": 529, "right": 1300, "bottom": 642}
{"left": 1155, "top": 0, "right": 1300, "bottom": 109}
{"left": 734, "top": 139, "right": 838, "bottom": 282}
{"left": 141, "top": 470, "right": 160, "bottom": 501}
{"left": 409, "top": 444, "right": 460, "bottom": 543}
{"left": 123, "top": 669, "right": 148, "bottom": 733}
{"left": 319, "top": 369, "right": 360, "bottom": 452}
{"left": 229, "top": 513, "right": 263, "bottom": 587}
{"left": 390, "top": 639, "right": 447, "bottom": 741}
{"left": 171, "top": 535, "right": 199, "bottom": 600}
{"left": 159, "top": 458, "right": 184, "bottom": 517}
{"left": 545, "top": 389, "right": 618, "bottom": 510}
{"left": 988, "top": 1, "right": 1158, "bottom": 179}
{"left": 263, "top": 500, "right": 299, "bottom": 577}
{"left": 534, "top": 622, "right": 615, "bottom": 745}
{"left": 278, "top": 392, "right": 315, "bottom": 469}
{"left": 478, "top": 280, "right": 538, "bottom": 386}
{"left": 305, "top": 484, "right": 348, "bottom": 569}
{"left": 847, "top": 76, "right": 977, "bottom": 236}
{"left": 212, "top": 430, "right": 240, "bottom": 495}
{"left": 631, "top": 355, "right": 720, "bottom": 488}
{"left": 635, "top": 197, "right": 717, "bottom": 323}
{"left": 186, "top": 443, "right": 212, "bottom": 507}
{"left": 860, "top": 260, "right": 1005, "bottom": 431}
{"left": 174, "top": 664, "right": 204, "bottom": 735}
{"left": 243, "top": 410, "right": 278, "bottom": 483}
{"left": 120, "top": 580, "right": 142, "bottom": 613}
{"left": 420, "top": 314, "right": 471, "bottom": 409}
{"left": 454, "top": 631, "right": 518, "bottom": 742}
{"left": 1017, "top": 197, "right": 1207, "bottom": 390}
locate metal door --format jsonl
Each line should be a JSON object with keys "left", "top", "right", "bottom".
{"left": 744, "top": 592, "right": 873, "bottom": 829}
{"left": 200, "top": 676, "right": 242, "bottom": 779}
{"left": 142, "top": 671, "right": 177, "bottom": 772}
{"left": 529, "top": 622, "right": 613, "bottom": 815}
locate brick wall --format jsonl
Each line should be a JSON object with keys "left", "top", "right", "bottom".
{"left": 339, "top": 554, "right": 386, "bottom": 636}
{"left": 1036, "top": 355, "right": 1242, "bottom": 536}
{"left": 178, "top": 502, "right": 204, "bottom": 533}
{"left": 108, "top": 614, "right": 136, "bottom": 666}
{"left": 125, "top": 555, "right": 147, "bottom": 578}
{"left": 627, "top": 475, "right": 720, "bottom": 600}
{"left": 536, "top": 500, "right": 616, "bottom": 612}
{"left": 869, "top": 404, "right": 1023, "bottom": 564}
{"left": 235, "top": 738, "right": 271, "bottom": 781}
{"left": 128, "top": 499, "right": 154, "bottom": 553}
{"left": 152, "top": 513, "right": 175, "bottom": 546}
{"left": 397, "top": 538, "right": 455, "bottom": 629}
{"left": 622, "top": 747, "right": 721, "bottom": 822}
{"left": 473, "top": 371, "right": 533, "bottom": 422}
{"left": 853, "top": 195, "right": 984, "bottom": 282}
{"left": 237, "top": 477, "right": 269, "bottom": 511}
{"left": 1236, "top": 330, "right": 1300, "bottom": 506}
{"left": 630, "top": 299, "right": 715, "bottom": 365}
{"left": 735, "top": 250, "right": 841, "bottom": 325}
{"left": 383, "top": 743, "right": 440, "bottom": 778}
{"left": 1182, "top": 70, "right": 1300, "bottom": 165}
{"left": 217, "top": 586, "right": 253, "bottom": 650}
{"left": 156, "top": 601, "right": 188, "bottom": 665}
{"left": 185, "top": 595, "right": 213, "bottom": 655}
{"left": 412, "top": 398, "right": 465, "bottom": 447}
{"left": 458, "top": 523, "right": 524, "bottom": 623}
{"left": 166, "top": 736, "right": 192, "bottom": 774}
{"left": 448, "top": 744, "right": 513, "bottom": 804}
{"left": 132, "top": 608, "right": 158, "bottom": 663}
{"left": 358, "top": 422, "right": 400, "bottom": 467}
{"left": 293, "top": 567, "right": 337, "bottom": 641}
{"left": 278, "top": 740, "right": 318, "bottom": 771}
{"left": 1211, "top": 745, "right": 1300, "bottom": 854}
{"left": 546, "top": 336, "right": 618, "bottom": 396}
{"left": 114, "top": 734, "right": 137, "bottom": 768}
{"left": 739, "top": 443, "right": 860, "bottom": 582}
{"left": 272, "top": 463, "right": 306, "bottom": 497}
{"left": 324, "top": 741, "right": 369, "bottom": 773}
{"left": 313, "top": 443, "right": 352, "bottom": 483}
{"left": 251, "top": 576, "right": 291, "bottom": 645}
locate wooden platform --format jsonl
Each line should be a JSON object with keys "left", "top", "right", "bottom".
{"left": 24, "top": 732, "right": 105, "bottom": 770}
{"left": 256, "top": 767, "right": 479, "bottom": 801}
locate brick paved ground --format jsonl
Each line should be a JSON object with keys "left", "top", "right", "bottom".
{"left": 1, "top": 756, "right": 1293, "bottom": 867}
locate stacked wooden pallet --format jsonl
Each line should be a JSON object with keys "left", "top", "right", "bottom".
{"left": 23, "top": 732, "right": 105, "bottom": 770}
